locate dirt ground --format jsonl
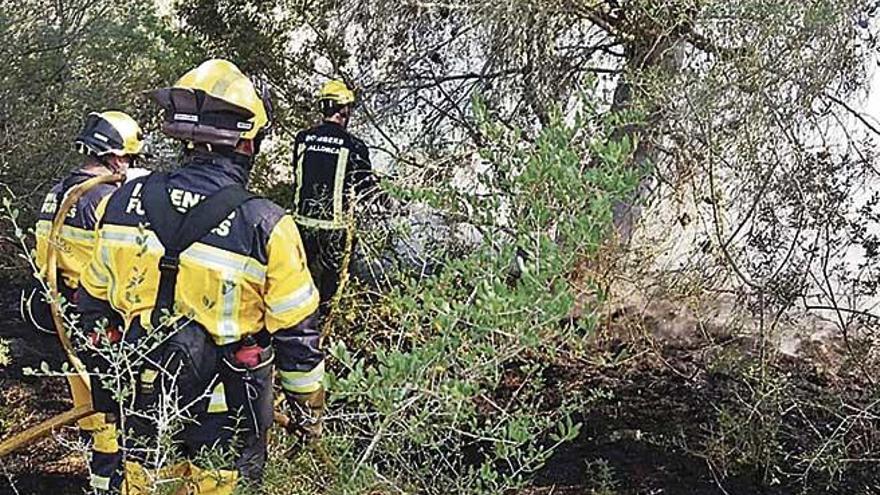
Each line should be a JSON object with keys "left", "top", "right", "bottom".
{"left": 0, "top": 283, "right": 877, "bottom": 495}
{"left": 0, "top": 285, "right": 88, "bottom": 495}
{"left": 526, "top": 362, "right": 780, "bottom": 495}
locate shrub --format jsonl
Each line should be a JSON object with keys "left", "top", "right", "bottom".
{"left": 263, "top": 98, "right": 647, "bottom": 494}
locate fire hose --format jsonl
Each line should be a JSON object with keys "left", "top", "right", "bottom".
{"left": 0, "top": 174, "right": 122, "bottom": 457}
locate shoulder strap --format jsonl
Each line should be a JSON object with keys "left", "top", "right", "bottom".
{"left": 141, "top": 172, "right": 255, "bottom": 328}
{"left": 174, "top": 185, "right": 254, "bottom": 250}
{"left": 142, "top": 172, "right": 181, "bottom": 249}
{"left": 61, "top": 174, "right": 83, "bottom": 194}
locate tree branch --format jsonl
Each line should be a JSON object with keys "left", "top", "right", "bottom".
{"left": 825, "top": 92, "right": 880, "bottom": 137}
{"left": 682, "top": 27, "right": 747, "bottom": 59}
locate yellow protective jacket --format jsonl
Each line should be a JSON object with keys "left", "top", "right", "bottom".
{"left": 80, "top": 155, "right": 318, "bottom": 345}
{"left": 35, "top": 170, "right": 118, "bottom": 289}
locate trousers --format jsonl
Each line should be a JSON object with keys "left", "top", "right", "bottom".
{"left": 85, "top": 320, "right": 275, "bottom": 493}
{"left": 298, "top": 226, "right": 353, "bottom": 312}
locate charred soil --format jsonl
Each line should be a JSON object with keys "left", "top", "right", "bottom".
{"left": 0, "top": 285, "right": 87, "bottom": 495}
{"left": 0, "top": 285, "right": 877, "bottom": 494}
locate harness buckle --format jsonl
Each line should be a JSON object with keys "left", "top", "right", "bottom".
{"left": 158, "top": 254, "right": 180, "bottom": 273}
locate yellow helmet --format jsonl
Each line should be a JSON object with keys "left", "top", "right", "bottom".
{"left": 151, "top": 59, "right": 272, "bottom": 147}
{"left": 318, "top": 80, "right": 355, "bottom": 106}
{"left": 74, "top": 111, "right": 144, "bottom": 157}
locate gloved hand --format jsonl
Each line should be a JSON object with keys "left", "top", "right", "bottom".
{"left": 286, "top": 387, "right": 325, "bottom": 444}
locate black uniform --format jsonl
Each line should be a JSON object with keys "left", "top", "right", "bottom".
{"left": 292, "top": 121, "right": 380, "bottom": 308}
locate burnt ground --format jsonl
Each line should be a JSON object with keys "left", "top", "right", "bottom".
{"left": 0, "top": 285, "right": 88, "bottom": 495}
{"left": 0, "top": 284, "right": 878, "bottom": 495}
{"left": 526, "top": 361, "right": 777, "bottom": 495}
{"left": 523, "top": 332, "right": 880, "bottom": 495}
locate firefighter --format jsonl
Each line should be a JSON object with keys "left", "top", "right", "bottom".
{"left": 23, "top": 111, "right": 142, "bottom": 333}
{"left": 21, "top": 110, "right": 142, "bottom": 490}
{"left": 77, "top": 59, "right": 324, "bottom": 493}
{"left": 291, "top": 79, "right": 384, "bottom": 313}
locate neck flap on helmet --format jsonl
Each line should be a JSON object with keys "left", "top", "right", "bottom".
{"left": 152, "top": 87, "right": 257, "bottom": 148}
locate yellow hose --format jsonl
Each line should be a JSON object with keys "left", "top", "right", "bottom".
{"left": 47, "top": 174, "right": 124, "bottom": 388}
{"left": 0, "top": 404, "right": 94, "bottom": 457}
{"left": 0, "top": 174, "right": 123, "bottom": 458}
